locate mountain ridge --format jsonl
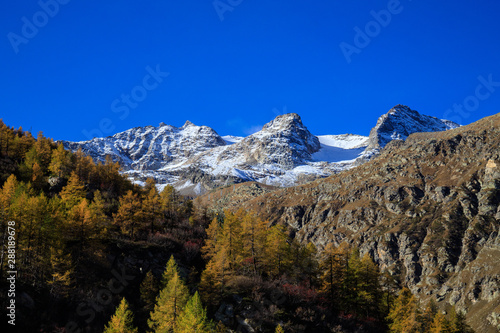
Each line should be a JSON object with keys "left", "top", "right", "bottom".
{"left": 62, "top": 105, "right": 459, "bottom": 195}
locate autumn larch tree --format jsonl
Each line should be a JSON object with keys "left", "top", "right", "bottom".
{"left": 148, "top": 271, "right": 189, "bottom": 332}
{"left": 103, "top": 297, "right": 138, "bottom": 333}
{"left": 114, "top": 190, "right": 142, "bottom": 239}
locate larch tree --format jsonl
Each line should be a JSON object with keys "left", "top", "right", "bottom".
{"left": 142, "top": 178, "right": 161, "bottom": 234}
{"left": 199, "top": 245, "right": 230, "bottom": 305}
{"left": 31, "top": 162, "right": 45, "bottom": 191}
{"left": 357, "top": 253, "right": 383, "bottom": 318}
{"left": 275, "top": 324, "right": 285, "bottom": 333}
{"left": 319, "top": 243, "right": 348, "bottom": 312}
{"left": 429, "top": 311, "right": 450, "bottom": 333}
{"left": 103, "top": 297, "right": 138, "bottom": 333}
{"left": 87, "top": 190, "right": 108, "bottom": 237}
{"left": 175, "top": 291, "right": 212, "bottom": 333}
{"left": 240, "top": 209, "right": 267, "bottom": 276}
{"left": 161, "top": 255, "right": 180, "bottom": 290}
{"left": 148, "top": 271, "right": 189, "bottom": 333}
{"left": 387, "top": 287, "right": 422, "bottom": 333}
{"left": 48, "top": 244, "right": 73, "bottom": 297}
{"left": 114, "top": 190, "right": 142, "bottom": 239}
{"left": 60, "top": 172, "right": 86, "bottom": 210}
{"left": 201, "top": 217, "right": 221, "bottom": 261}
{"left": 34, "top": 131, "right": 53, "bottom": 171}
{"left": 264, "top": 224, "right": 290, "bottom": 278}
{"left": 49, "top": 143, "right": 72, "bottom": 178}
{"left": 221, "top": 210, "right": 242, "bottom": 269}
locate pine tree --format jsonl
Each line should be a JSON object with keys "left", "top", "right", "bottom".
{"left": 176, "top": 291, "right": 212, "bottom": 333}
{"left": 103, "top": 298, "right": 138, "bottom": 333}
{"left": 148, "top": 271, "right": 189, "bottom": 332}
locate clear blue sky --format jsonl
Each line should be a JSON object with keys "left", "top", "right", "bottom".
{"left": 2, "top": 1, "right": 500, "bottom": 141}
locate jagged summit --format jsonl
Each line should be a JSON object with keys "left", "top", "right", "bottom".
{"left": 62, "top": 107, "right": 459, "bottom": 195}
{"left": 253, "top": 113, "right": 320, "bottom": 155}
{"left": 261, "top": 113, "right": 302, "bottom": 130}
{"left": 182, "top": 120, "right": 195, "bottom": 128}
{"left": 367, "top": 105, "right": 459, "bottom": 150}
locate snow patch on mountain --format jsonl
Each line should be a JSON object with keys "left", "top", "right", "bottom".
{"left": 62, "top": 106, "right": 459, "bottom": 195}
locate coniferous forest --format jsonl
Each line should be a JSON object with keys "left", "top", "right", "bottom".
{"left": 0, "top": 121, "right": 474, "bottom": 332}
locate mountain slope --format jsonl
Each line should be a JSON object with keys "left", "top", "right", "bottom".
{"left": 220, "top": 113, "right": 500, "bottom": 332}
{"left": 63, "top": 105, "right": 458, "bottom": 195}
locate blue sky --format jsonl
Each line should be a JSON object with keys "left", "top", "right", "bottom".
{"left": 2, "top": 1, "right": 500, "bottom": 141}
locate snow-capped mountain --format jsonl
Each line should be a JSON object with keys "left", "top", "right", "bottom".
{"left": 62, "top": 105, "right": 459, "bottom": 195}
{"left": 63, "top": 121, "right": 227, "bottom": 172}
{"left": 366, "top": 104, "right": 459, "bottom": 151}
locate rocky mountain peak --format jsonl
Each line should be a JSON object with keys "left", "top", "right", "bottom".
{"left": 262, "top": 113, "right": 302, "bottom": 130}
{"left": 182, "top": 120, "right": 195, "bottom": 128}
{"left": 257, "top": 113, "right": 320, "bottom": 154}
{"left": 367, "top": 105, "right": 459, "bottom": 151}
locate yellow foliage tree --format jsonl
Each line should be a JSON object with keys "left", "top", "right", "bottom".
{"left": 103, "top": 297, "right": 138, "bottom": 333}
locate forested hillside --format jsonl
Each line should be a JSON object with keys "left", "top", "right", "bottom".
{"left": 0, "top": 120, "right": 474, "bottom": 332}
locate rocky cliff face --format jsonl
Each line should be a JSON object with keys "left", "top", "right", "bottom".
{"left": 366, "top": 104, "right": 459, "bottom": 151}
{"left": 219, "top": 113, "right": 500, "bottom": 332}
{"left": 62, "top": 121, "right": 227, "bottom": 171}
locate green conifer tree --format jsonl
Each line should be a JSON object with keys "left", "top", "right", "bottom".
{"left": 176, "top": 291, "right": 212, "bottom": 333}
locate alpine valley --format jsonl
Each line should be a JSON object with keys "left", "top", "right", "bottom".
{"left": 4, "top": 104, "right": 500, "bottom": 332}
